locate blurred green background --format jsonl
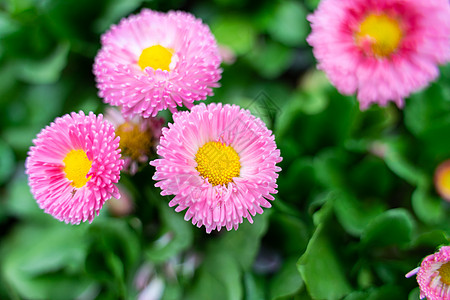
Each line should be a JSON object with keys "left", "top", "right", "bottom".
{"left": 1, "top": 0, "right": 450, "bottom": 299}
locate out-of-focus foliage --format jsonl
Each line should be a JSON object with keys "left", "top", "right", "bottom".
{"left": 0, "top": 0, "right": 449, "bottom": 299}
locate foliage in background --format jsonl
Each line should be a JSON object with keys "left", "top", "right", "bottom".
{"left": 0, "top": 0, "right": 449, "bottom": 299}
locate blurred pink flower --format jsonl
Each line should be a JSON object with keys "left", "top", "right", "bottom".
{"left": 150, "top": 103, "right": 282, "bottom": 233}
{"left": 406, "top": 246, "right": 450, "bottom": 299}
{"left": 94, "top": 9, "right": 222, "bottom": 118}
{"left": 105, "top": 107, "right": 163, "bottom": 174}
{"left": 25, "top": 111, "right": 123, "bottom": 224}
{"left": 307, "top": 0, "right": 450, "bottom": 109}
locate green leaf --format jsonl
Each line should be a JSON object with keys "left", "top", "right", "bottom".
{"left": 270, "top": 257, "right": 304, "bottom": 299}
{"left": 244, "top": 272, "right": 265, "bottom": 300}
{"left": 5, "top": 174, "right": 50, "bottom": 221}
{"left": 0, "top": 139, "right": 15, "bottom": 185}
{"left": 297, "top": 202, "right": 352, "bottom": 300}
{"left": 410, "top": 229, "right": 448, "bottom": 248}
{"left": 85, "top": 219, "right": 140, "bottom": 279}
{"left": 366, "top": 285, "right": 404, "bottom": 300}
{"left": 404, "top": 81, "right": 450, "bottom": 138}
{"left": 361, "top": 208, "right": 415, "bottom": 249}
{"left": 210, "top": 16, "right": 257, "bottom": 55}
{"left": 1, "top": 223, "right": 91, "bottom": 300}
{"left": 290, "top": 90, "right": 329, "bottom": 115}
{"left": 269, "top": 212, "right": 310, "bottom": 255}
{"left": 411, "top": 184, "right": 444, "bottom": 225}
{"left": 314, "top": 149, "right": 349, "bottom": 190}
{"left": 246, "top": 40, "right": 294, "bottom": 79}
{"left": 382, "top": 138, "right": 427, "bottom": 186}
{"left": 267, "top": 0, "right": 308, "bottom": 47}
{"left": 13, "top": 42, "right": 70, "bottom": 84}
{"left": 187, "top": 252, "right": 242, "bottom": 300}
{"left": 146, "top": 200, "right": 194, "bottom": 263}
{"left": 0, "top": 11, "right": 20, "bottom": 37}
{"left": 210, "top": 212, "right": 270, "bottom": 270}
{"left": 343, "top": 291, "right": 369, "bottom": 300}
{"left": 408, "top": 287, "right": 421, "bottom": 300}
{"left": 94, "top": 0, "right": 144, "bottom": 33}
{"left": 334, "top": 192, "right": 386, "bottom": 236}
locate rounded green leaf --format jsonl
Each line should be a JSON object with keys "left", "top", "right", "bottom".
{"left": 267, "top": 1, "right": 308, "bottom": 47}
{"left": 361, "top": 208, "right": 415, "bottom": 249}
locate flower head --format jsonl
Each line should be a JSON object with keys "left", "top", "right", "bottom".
{"left": 434, "top": 160, "right": 450, "bottom": 202}
{"left": 307, "top": 0, "right": 450, "bottom": 109}
{"left": 105, "top": 107, "right": 164, "bottom": 174}
{"left": 406, "top": 246, "right": 450, "bottom": 299}
{"left": 25, "top": 111, "right": 124, "bottom": 224}
{"left": 93, "top": 9, "right": 222, "bottom": 118}
{"left": 150, "top": 103, "right": 282, "bottom": 233}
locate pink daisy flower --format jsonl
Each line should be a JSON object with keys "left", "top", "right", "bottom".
{"left": 307, "top": 0, "right": 450, "bottom": 109}
{"left": 25, "top": 111, "right": 124, "bottom": 224}
{"left": 150, "top": 103, "right": 282, "bottom": 233}
{"left": 105, "top": 107, "right": 164, "bottom": 174}
{"left": 93, "top": 9, "right": 222, "bottom": 118}
{"left": 406, "top": 246, "right": 450, "bottom": 299}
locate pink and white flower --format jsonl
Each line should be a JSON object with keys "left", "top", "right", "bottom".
{"left": 150, "top": 103, "right": 282, "bottom": 233}
{"left": 307, "top": 0, "right": 450, "bottom": 109}
{"left": 94, "top": 9, "right": 222, "bottom": 118}
{"left": 406, "top": 246, "right": 450, "bottom": 299}
{"left": 25, "top": 111, "right": 123, "bottom": 224}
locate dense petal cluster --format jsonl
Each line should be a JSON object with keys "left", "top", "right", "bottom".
{"left": 150, "top": 103, "right": 282, "bottom": 233}
{"left": 25, "top": 111, "right": 124, "bottom": 224}
{"left": 105, "top": 107, "right": 164, "bottom": 174}
{"left": 406, "top": 246, "right": 450, "bottom": 299}
{"left": 307, "top": 0, "right": 450, "bottom": 109}
{"left": 94, "top": 9, "right": 222, "bottom": 118}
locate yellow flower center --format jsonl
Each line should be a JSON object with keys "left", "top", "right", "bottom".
{"left": 436, "top": 165, "right": 450, "bottom": 197}
{"left": 63, "top": 149, "right": 92, "bottom": 188}
{"left": 138, "top": 45, "right": 173, "bottom": 71}
{"left": 356, "top": 13, "right": 403, "bottom": 58}
{"left": 439, "top": 261, "right": 450, "bottom": 285}
{"left": 116, "top": 122, "right": 152, "bottom": 161}
{"left": 195, "top": 141, "right": 241, "bottom": 186}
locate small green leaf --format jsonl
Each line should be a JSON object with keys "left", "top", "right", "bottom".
{"left": 13, "top": 42, "right": 70, "bottom": 84}
{"left": 270, "top": 257, "right": 304, "bottom": 299}
{"left": 334, "top": 192, "right": 385, "bottom": 236}
{"left": 361, "top": 208, "right": 415, "bottom": 249}
{"left": 210, "top": 212, "right": 270, "bottom": 270}
{"left": 366, "top": 285, "right": 404, "bottom": 300}
{"left": 246, "top": 40, "right": 294, "bottom": 79}
{"left": 146, "top": 200, "right": 193, "bottom": 263}
{"left": 94, "top": 0, "right": 144, "bottom": 33}
{"left": 267, "top": 0, "right": 308, "bottom": 47}
{"left": 0, "top": 139, "right": 15, "bottom": 185}
{"left": 343, "top": 291, "right": 369, "bottom": 300}
{"left": 297, "top": 202, "right": 352, "bottom": 300}
{"left": 211, "top": 16, "right": 257, "bottom": 55}
{"left": 187, "top": 252, "right": 242, "bottom": 300}
{"left": 411, "top": 184, "right": 444, "bottom": 225}
{"left": 1, "top": 223, "right": 90, "bottom": 300}
{"left": 408, "top": 287, "right": 421, "bottom": 300}
{"left": 244, "top": 272, "right": 265, "bottom": 300}
{"left": 382, "top": 138, "right": 427, "bottom": 186}
{"left": 410, "top": 229, "right": 448, "bottom": 248}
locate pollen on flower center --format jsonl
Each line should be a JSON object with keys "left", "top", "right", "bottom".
{"left": 63, "top": 149, "right": 92, "bottom": 188}
{"left": 356, "top": 13, "right": 403, "bottom": 58}
{"left": 438, "top": 262, "right": 450, "bottom": 285}
{"left": 138, "top": 45, "right": 173, "bottom": 71}
{"left": 195, "top": 141, "right": 240, "bottom": 186}
{"left": 116, "top": 122, "right": 152, "bottom": 161}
